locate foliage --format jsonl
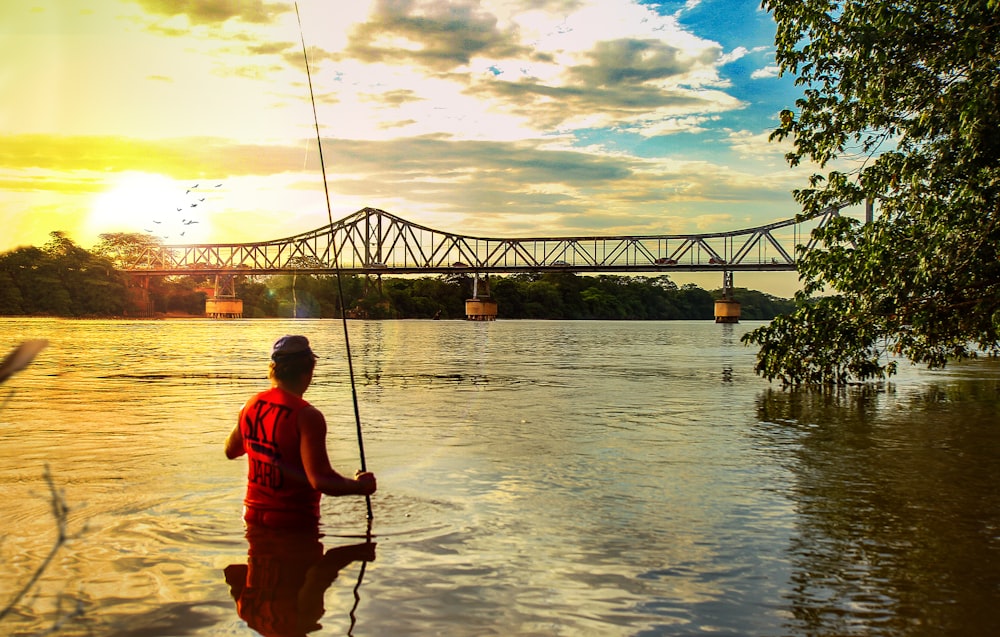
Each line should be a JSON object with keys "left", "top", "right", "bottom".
{"left": 0, "top": 232, "right": 127, "bottom": 317}
{"left": 229, "top": 271, "right": 787, "bottom": 321}
{"left": 0, "top": 235, "right": 794, "bottom": 321}
{"left": 92, "top": 232, "right": 162, "bottom": 270}
{"left": 744, "top": 0, "right": 1000, "bottom": 384}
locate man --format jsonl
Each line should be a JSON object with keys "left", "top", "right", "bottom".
{"left": 226, "top": 335, "right": 376, "bottom": 528}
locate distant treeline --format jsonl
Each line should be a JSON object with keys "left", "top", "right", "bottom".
{"left": 240, "top": 272, "right": 795, "bottom": 321}
{"left": 0, "top": 232, "right": 129, "bottom": 316}
{"left": 0, "top": 232, "right": 795, "bottom": 320}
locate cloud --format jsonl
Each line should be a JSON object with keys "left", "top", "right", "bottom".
{"left": 248, "top": 40, "right": 295, "bottom": 56}
{"left": 751, "top": 65, "right": 780, "bottom": 79}
{"left": 476, "top": 76, "right": 733, "bottom": 131}
{"left": 718, "top": 45, "right": 769, "bottom": 65}
{"left": 622, "top": 114, "right": 721, "bottom": 137}
{"left": 342, "top": 0, "right": 532, "bottom": 71}
{"left": 725, "top": 128, "right": 796, "bottom": 171}
{"left": 469, "top": 33, "right": 737, "bottom": 132}
{"left": 0, "top": 0, "right": 809, "bottom": 264}
{"left": 0, "top": 134, "right": 302, "bottom": 177}
{"left": 365, "top": 89, "right": 424, "bottom": 107}
{"left": 274, "top": 0, "right": 740, "bottom": 139}
{"left": 568, "top": 38, "right": 713, "bottom": 87}
{"left": 0, "top": 128, "right": 803, "bottom": 241}
{"left": 130, "top": 0, "right": 286, "bottom": 25}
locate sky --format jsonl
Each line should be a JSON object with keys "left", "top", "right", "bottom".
{"left": 0, "top": 0, "right": 830, "bottom": 296}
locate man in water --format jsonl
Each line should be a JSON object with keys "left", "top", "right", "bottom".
{"left": 225, "top": 334, "right": 376, "bottom": 528}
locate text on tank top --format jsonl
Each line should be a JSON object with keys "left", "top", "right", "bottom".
{"left": 239, "top": 387, "right": 320, "bottom": 515}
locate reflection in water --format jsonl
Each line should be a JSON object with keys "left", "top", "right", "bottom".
{"left": 720, "top": 323, "right": 735, "bottom": 383}
{"left": 721, "top": 365, "right": 733, "bottom": 383}
{"left": 224, "top": 525, "right": 375, "bottom": 637}
{"left": 5, "top": 318, "right": 1000, "bottom": 635}
{"left": 755, "top": 382, "right": 1000, "bottom": 636}
{"left": 359, "top": 321, "right": 384, "bottom": 391}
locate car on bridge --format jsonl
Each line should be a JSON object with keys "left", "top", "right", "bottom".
{"left": 550, "top": 260, "right": 570, "bottom": 266}
{"left": 451, "top": 261, "right": 468, "bottom": 268}
{"left": 709, "top": 256, "right": 727, "bottom": 265}
{"left": 654, "top": 257, "right": 677, "bottom": 265}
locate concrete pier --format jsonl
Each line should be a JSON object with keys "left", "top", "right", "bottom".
{"left": 206, "top": 296, "right": 243, "bottom": 319}
{"left": 714, "top": 298, "right": 740, "bottom": 323}
{"left": 465, "top": 298, "right": 497, "bottom": 321}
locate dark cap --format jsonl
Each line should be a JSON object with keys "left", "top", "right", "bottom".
{"left": 271, "top": 335, "right": 316, "bottom": 361}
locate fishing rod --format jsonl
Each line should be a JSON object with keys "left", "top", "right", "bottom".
{"left": 348, "top": 560, "right": 367, "bottom": 636}
{"left": 295, "top": 2, "right": 372, "bottom": 522}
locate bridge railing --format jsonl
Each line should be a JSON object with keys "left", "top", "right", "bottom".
{"left": 119, "top": 206, "right": 842, "bottom": 275}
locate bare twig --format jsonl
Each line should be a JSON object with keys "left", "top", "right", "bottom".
{"left": 1, "top": 340, "right": 83, "bottom": 634}
{"left": 0, "top": 465, "right": 70, "bottom": 623}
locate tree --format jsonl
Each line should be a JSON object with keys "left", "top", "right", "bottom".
{"left": 581, "top": 286, "right": 622, "bottom": 318}
{"left": 92, "top": 232, "right": 162, "bottom": 270}
{"left": 492, "top": 275, "right": 531, "bottom": 318}
{"left": 152, "top": 277, "right": 205, "bottom": 315}
{"left": 236, "top": 279, "right": 279, "bottom": 318}
{"left": 45, "top": 232, "right": 127, "bottom": 316}
{"left": 0, "top": 266, "right": 24, "bottom": 315}
{"left": 675, "top": 284, "right": 714, "bottom": 319}
{"left": 743, "top": 0, "right": 1000, "bottom": 384}
{"left": 0, "top": 246, "right": 69, "bottom": 315}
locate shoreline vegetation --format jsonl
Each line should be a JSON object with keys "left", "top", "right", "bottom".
{"left": 0, "top": 232, "right": 795, "bottom": 321}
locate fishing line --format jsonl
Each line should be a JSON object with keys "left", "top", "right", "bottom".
{"left": 295, "top": 2, "right": 373, "bottom": 521}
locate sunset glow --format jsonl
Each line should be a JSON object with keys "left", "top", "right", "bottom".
{"left": 86, "top": 172, "right": 214, "bottom": 243}
{"left": 0, "top": 0, "right": 838, "bottom": 295}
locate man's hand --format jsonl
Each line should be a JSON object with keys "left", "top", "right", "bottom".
{"left": 355, "top": 471, "right": 377, "bottom": 496}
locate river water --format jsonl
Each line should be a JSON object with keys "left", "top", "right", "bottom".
{"left": 1, "top": 317, "right": 999, "bottom": 636}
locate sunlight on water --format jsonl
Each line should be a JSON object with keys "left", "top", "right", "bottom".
{"left": 1, "top": 318, "right": 1000, "bottom": 635}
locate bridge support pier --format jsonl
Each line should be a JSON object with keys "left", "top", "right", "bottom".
{"left": 714, "top": 271, "right": 740, "bottom": 323}
{"left": 206, "top": 273, "right": 243, "bottom": 319}
{"left": 714, "top": 299, "right": 740, "bottom": 323}
{"left": 466, "top": 276, "right": 497, "bottom": 321}
{"left": 125, "top": 276, "right": 155, "bottom": 317}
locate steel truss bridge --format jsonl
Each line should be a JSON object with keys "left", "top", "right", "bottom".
{"left": 119, "top": 206, "right": 842, "bottom": 279}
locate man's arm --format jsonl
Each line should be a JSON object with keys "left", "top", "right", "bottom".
{"left": 225, "top": 423, "right": 245, "bottom": 459}
{"left": 299, "top": 406, "right": 376, "bottom": 497}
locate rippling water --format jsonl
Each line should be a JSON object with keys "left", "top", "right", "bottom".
{"left": 1, "top": 317, "right": 999, "bottom": 636}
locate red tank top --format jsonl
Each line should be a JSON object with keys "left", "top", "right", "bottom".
{"left": 238, "top": 387, "right": 321, "bottom": 520}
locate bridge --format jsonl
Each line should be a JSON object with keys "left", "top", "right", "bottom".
{"left": 119, "top": 205, "right": 841, "bottom": 320}
{"left": 119, "top": 205, "right": 841, "bottom": 276}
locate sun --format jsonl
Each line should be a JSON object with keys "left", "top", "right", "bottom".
{"left": 86, "top": 172, "right": 214, "bottom": 245}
